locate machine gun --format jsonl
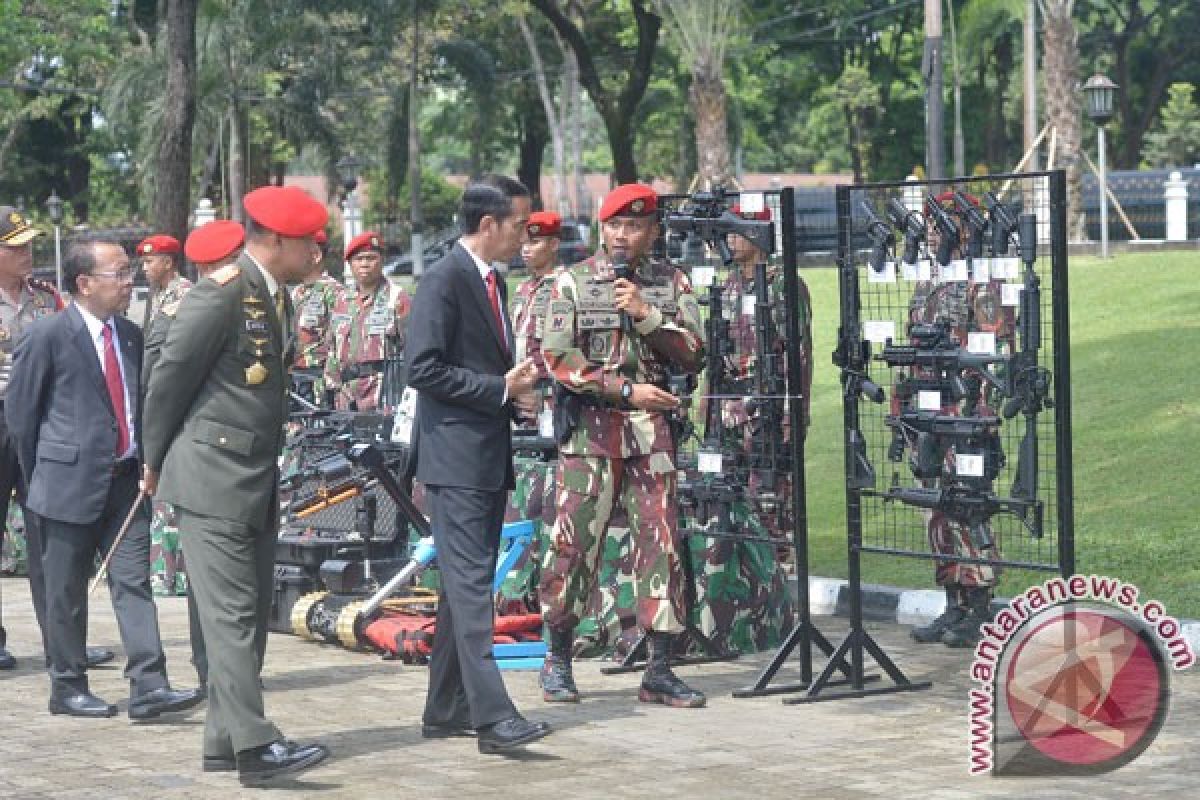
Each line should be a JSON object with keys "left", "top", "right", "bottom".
{"left": 833, "top": 230, "right": 885, "bottom": 489}
{"left": 876, "top": 320, "right": 1009, "bottom": 397}
{"left": 879, "top": 485, "right": 1043, "bottom": 551}
{"left": 984, "top": 191, "right": 1020, "bottom": 257}
{"left": 664, "top": 188, "right": 775, "bottom": 265}
{"left": 1002, "top": 214, "right": 1053, "bottom": 519}
{"left": 953, "top": 191, "right": 988, "bottom": 261}
{"left": 701, "top": 282, "right": 734, "bottom": 443}
{"left": 745, "top": 262, "right": 788, "bottom": 507}
{"left": 886, "top": 198, "right": 925, "bottom": 266}
{"left": 859, "top": 200, "right": 894, "bottom": 273}
{"left": 884, "top": 411, "right": 1005, "bottom": 483}
{"left": 924, "top": 192, "right": 960, "bottom": 266}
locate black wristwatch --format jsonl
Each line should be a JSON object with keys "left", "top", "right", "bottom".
{"left": 620, "top": 380, "right": 633, "bottom": 404}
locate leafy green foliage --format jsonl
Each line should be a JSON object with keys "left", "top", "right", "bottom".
{"left": 1141, "top": 83, "right": 1200, "bottom": 169}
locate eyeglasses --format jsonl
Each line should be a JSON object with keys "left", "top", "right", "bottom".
{"left": 90, "top": 267, "right": 137, "bottom": 282}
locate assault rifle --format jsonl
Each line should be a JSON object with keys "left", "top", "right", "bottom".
{"left": 884, "top": 411, "right": 1005, "bottom": 483}
{"left": 701, "top": 282, "right": 733, "bottom": 443}
{"left": 924, "top": 192, "right": 960, "bottom": 266}
{"left": 877, "top": 320, "right": 1009, "bottom": 396}
{"left": 984, "top": 192, "right": 1020, "bottom": 257}
{"left": 953, "top": 191, "right": 988, "bottom": 261}
{"left": 859, "top": 200, "right": 894, "bottom": 273}
{"left": 886, "top": 198, "right": 925, "bottom": 266}
{"left": 879, "top": 485, "right": 1043, "bottom": 550}
{"left": 746, "top": 262, "right": 788, "bottom": 501}
{"left": 1002, "top": 213, "right": 1053, "bottom": 519}
{"left": 664, "top": 188, "right": 775, "bottom": 265}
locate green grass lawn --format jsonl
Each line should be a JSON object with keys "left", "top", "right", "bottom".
{"left": 800, "top": 251, "right": 1200, "bottom": 617}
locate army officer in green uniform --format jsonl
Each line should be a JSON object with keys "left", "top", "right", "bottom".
{"left": 141, "top": 186, "right": 329, "bottom": 787}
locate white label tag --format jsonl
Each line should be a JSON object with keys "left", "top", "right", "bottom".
{"left": 739, "top": 192, "right": 765, "bottom": 213}
{"left": 868, "top": 260, "right": 897, "bottom": 283}
{"left": 698, "top": 451, "right": 723, "bottom": 474}
{"left": 967, "top": 332, "right": 996, "bottom": 355}
{"left": 971, "top": 258, "right": 991, "bottom": 284}
{"left": 691, "top": 266, "right": 716, "bottom": 287}
{"left": 918, "top": 390, "right": 942, "bottom": 411}
{"left": 996, "top": 257, "right": 1019, "bottom": 280}
{"left": 863, "top": 319, "right": 896, "bottom": 344}
{"left": 944, "top": 260, "right": 969, "bottom": 282}
{"left": 1002, "top": 283, "right": 1024, "bottom": 307}
{"left": 538, "top": 408, "right": 554, "bottom": 439}
{"left": 917, "top": 260, "right": 932, "bottom": 281}
{"left": 741, "top": 294, "right": 756, "bottom": 316}
{"left": 955, "top": 453, "right": 985, "bottom": 478}
{"left": 901, "top": 261, "right": 917, "bottom": 281}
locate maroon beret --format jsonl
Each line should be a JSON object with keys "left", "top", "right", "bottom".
{"left": 137, "top": 234, "right": 181, "bottom": 256}
{"left": 598, "top": 183, "right": 657, "bottom": 222}
{"left": 185, "top": 220, "right": 245, "bottom": 265}
{"left": 345, "top": 230, "right": 383, "bottom": 260}
{"left": 243, "top": 186, "right": 328, "bottom": 237}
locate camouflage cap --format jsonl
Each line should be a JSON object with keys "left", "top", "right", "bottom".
{"left": 0, "top": 206, "right": 43, "bottom": 247}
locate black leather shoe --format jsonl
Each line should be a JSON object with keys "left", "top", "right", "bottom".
{"left": 128, "top": 686, "right": 205, "bottom": 720}
{"left": 202, "top": 754, "right": 236, "bottom": 772}
{"left": 421, "top": 719, "right": 476, "bottom": 739}
{"left": 236, "top": 740, "right": 329, "bottom": 786}
{"left": 477, "top": 716, "right": 551, "bottom": 754}
{"left": 49, "top": 691, "right": 118, "bottom": 718}
{"left": 0, "top": 647, "right": 15, "bottom": 670}
{"left": 85, "top": 647, "right": 115, "bottom": 668}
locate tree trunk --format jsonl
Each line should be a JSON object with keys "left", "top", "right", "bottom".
{"left": 1041, "top": 0, "right": 1084, "bottom": 236}
{"left": 566, "top": 47, "right": 584, "bottom": 217}
{"left": 518, "top": 15, "right": 566, "bottom": 211}
{"left": 603, "top": 112, "right": 638, "bottom": 185}
{"left": 985, "top": 33, "right": 1013, "bottom": 168}
{"left": 154, "top": 0, "right": 198, "bottom": 241}
{"left": 517, "top": 105, "right": 549, "bottom": 209}
{"left": 228, "top": 101, "right": 247, "bottom": 222}
{"left": 690, "top": 57, "right": 731, "bottom": 189}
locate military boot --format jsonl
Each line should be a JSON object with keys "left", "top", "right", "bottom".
{"left": 942, "top": 588, "right": 994, "bottom": 649}
{"left": 638, "top": 632, "right": 706, "bottom": 709}
{"left": 539, "top": 628, "right": 580, "bottom": 703}
{"left": 911, "top": 586, "right": 966, "bottom": 644}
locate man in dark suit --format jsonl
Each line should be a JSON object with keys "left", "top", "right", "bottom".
{"left": 142, "top": 186, "right": 329, "bottom": 786}
{"left": 406, "top": 174, "right": 550, "bottom": 754}
{"left": 5, "top": 236, "right": 202, "bottom": 720}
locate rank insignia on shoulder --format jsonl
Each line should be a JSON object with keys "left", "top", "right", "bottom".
{"left": 211, "top": 264, "right": 240, "bottom": 285}
{"left": 0, "top": 327, "right": 9, "bottom": 342}
{"left": 160, "top": 300, "right": 181, "bottom": 318}
{"left": 245, "top": 361, "right": 268, "bottom": 385}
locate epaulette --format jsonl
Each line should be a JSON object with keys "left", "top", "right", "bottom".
{"left": 210, "top": 263, "right": 240, "bottom": 285}
{"left": 27, "top": 277, "right": 65, "bottom": 309}
{"left": 160, "top": 299, "right": 182, "bottom": 318}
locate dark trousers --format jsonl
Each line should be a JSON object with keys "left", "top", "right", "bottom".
{"left": 40, "top": 468, "right": 169, "bottom": 697}
{"left": 179, "top": 507, "right": 279, "bottom": 757}
{"left": 423, "top": 484, "right": 515, "bottom": 730}
{"left": 0, "top": 411, "right": 49, "bottom": 653}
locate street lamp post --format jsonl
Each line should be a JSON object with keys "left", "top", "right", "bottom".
{"left": 1083, "top": 74, "right": 1118, "bottom": 259}
{"left": 45, "top": 191, "right": 64, "bottom": 292}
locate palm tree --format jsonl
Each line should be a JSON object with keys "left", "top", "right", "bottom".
{"left": 1040, "top": 0, "right": 1084, "bottom": 236}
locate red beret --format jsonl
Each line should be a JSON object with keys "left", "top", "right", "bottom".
{"left": 185, "top": 220, "right": 245, "bottom": 265}
{"left": 731, "top": 204, "right": 772, "bottom": 222}
{"left": 137, "top": 234, "right": 181, "bottom": 256}
{"left": 598, "top": 183, "right": 657, "bottom": 222}
{"left": 927, "top": 190, "right": 979, "bottom": 212}
{"left": 243, "top": 186, "right": 328, "bottom": 238}
{"left": 526, "top": 211, "right": 562, "bottom": 238}
{"left": 314, "top": 228, "right": 328, "bottom": 246}
{"left": 345, "top": 230, "right": 383, "bottom": 260}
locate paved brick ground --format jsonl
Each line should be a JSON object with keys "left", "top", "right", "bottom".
{"left": 0, "top": 576, "right": 1195, "bottom": 799}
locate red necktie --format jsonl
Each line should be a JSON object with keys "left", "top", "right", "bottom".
{"left": 485, "top": 270, "right": 508, "bottom": 352}
{"left": 102, "top": 324, "right": 130, "bottom": 457}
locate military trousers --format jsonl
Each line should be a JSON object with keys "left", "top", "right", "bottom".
{"left": 178, "top": 507, "right": 280, "bottom": 757}
{"left": 928, "top": 511, "right": 998, "bottom": 589}
{"left": 539, "top": 452, "right": 684, "bottom": 635}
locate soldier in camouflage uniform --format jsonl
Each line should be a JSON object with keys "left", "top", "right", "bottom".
{"left": 902, "top": 191, "right": 1014, "bottom": 649}
{"left": 499, "top": 211, "right": 563, "bottom": 613}
{"left": 291, "top": 229, "right": 343, "bottom": 407}
{"left": 136, "top": 234, "right": 191, "bottom": 330}
{"left": 539, "top": 183, "right": 707, "bottom": 708}
{"left": 0, "top": 206, "right": 65, "bottom": 669}
{"left": 324, "top": 231, "right": 412, "bottom": 412}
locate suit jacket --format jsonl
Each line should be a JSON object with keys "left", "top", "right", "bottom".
{"left": 142, "top": 253, "right": 293, "bottom": 528}
{"left": 405, "top": 242, "right": 516, "bottom": 491}
{"left": 5, "top": 303, "right": 143, "bottom": 525}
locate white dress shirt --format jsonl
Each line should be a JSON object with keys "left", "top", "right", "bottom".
{"left": 75, "top": 302, "right": 137, "bottom": 459}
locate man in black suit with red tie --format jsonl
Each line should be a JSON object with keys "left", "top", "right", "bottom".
{"left": 5, "top": 237, "right": 201, "bottom": 719}
{"left": 406, "top": 175, "right": 550, "bottom": 753}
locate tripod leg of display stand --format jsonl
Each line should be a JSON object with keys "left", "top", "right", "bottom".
{"left": 601, "top": 532, "right": 739, "bottom": 676}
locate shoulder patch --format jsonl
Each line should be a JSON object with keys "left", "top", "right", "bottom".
{"left": 210, "top": 264, "right": 241, "bottom": 285}
{"left": 160, "top": 299, "right": 182, "bottom": 318}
